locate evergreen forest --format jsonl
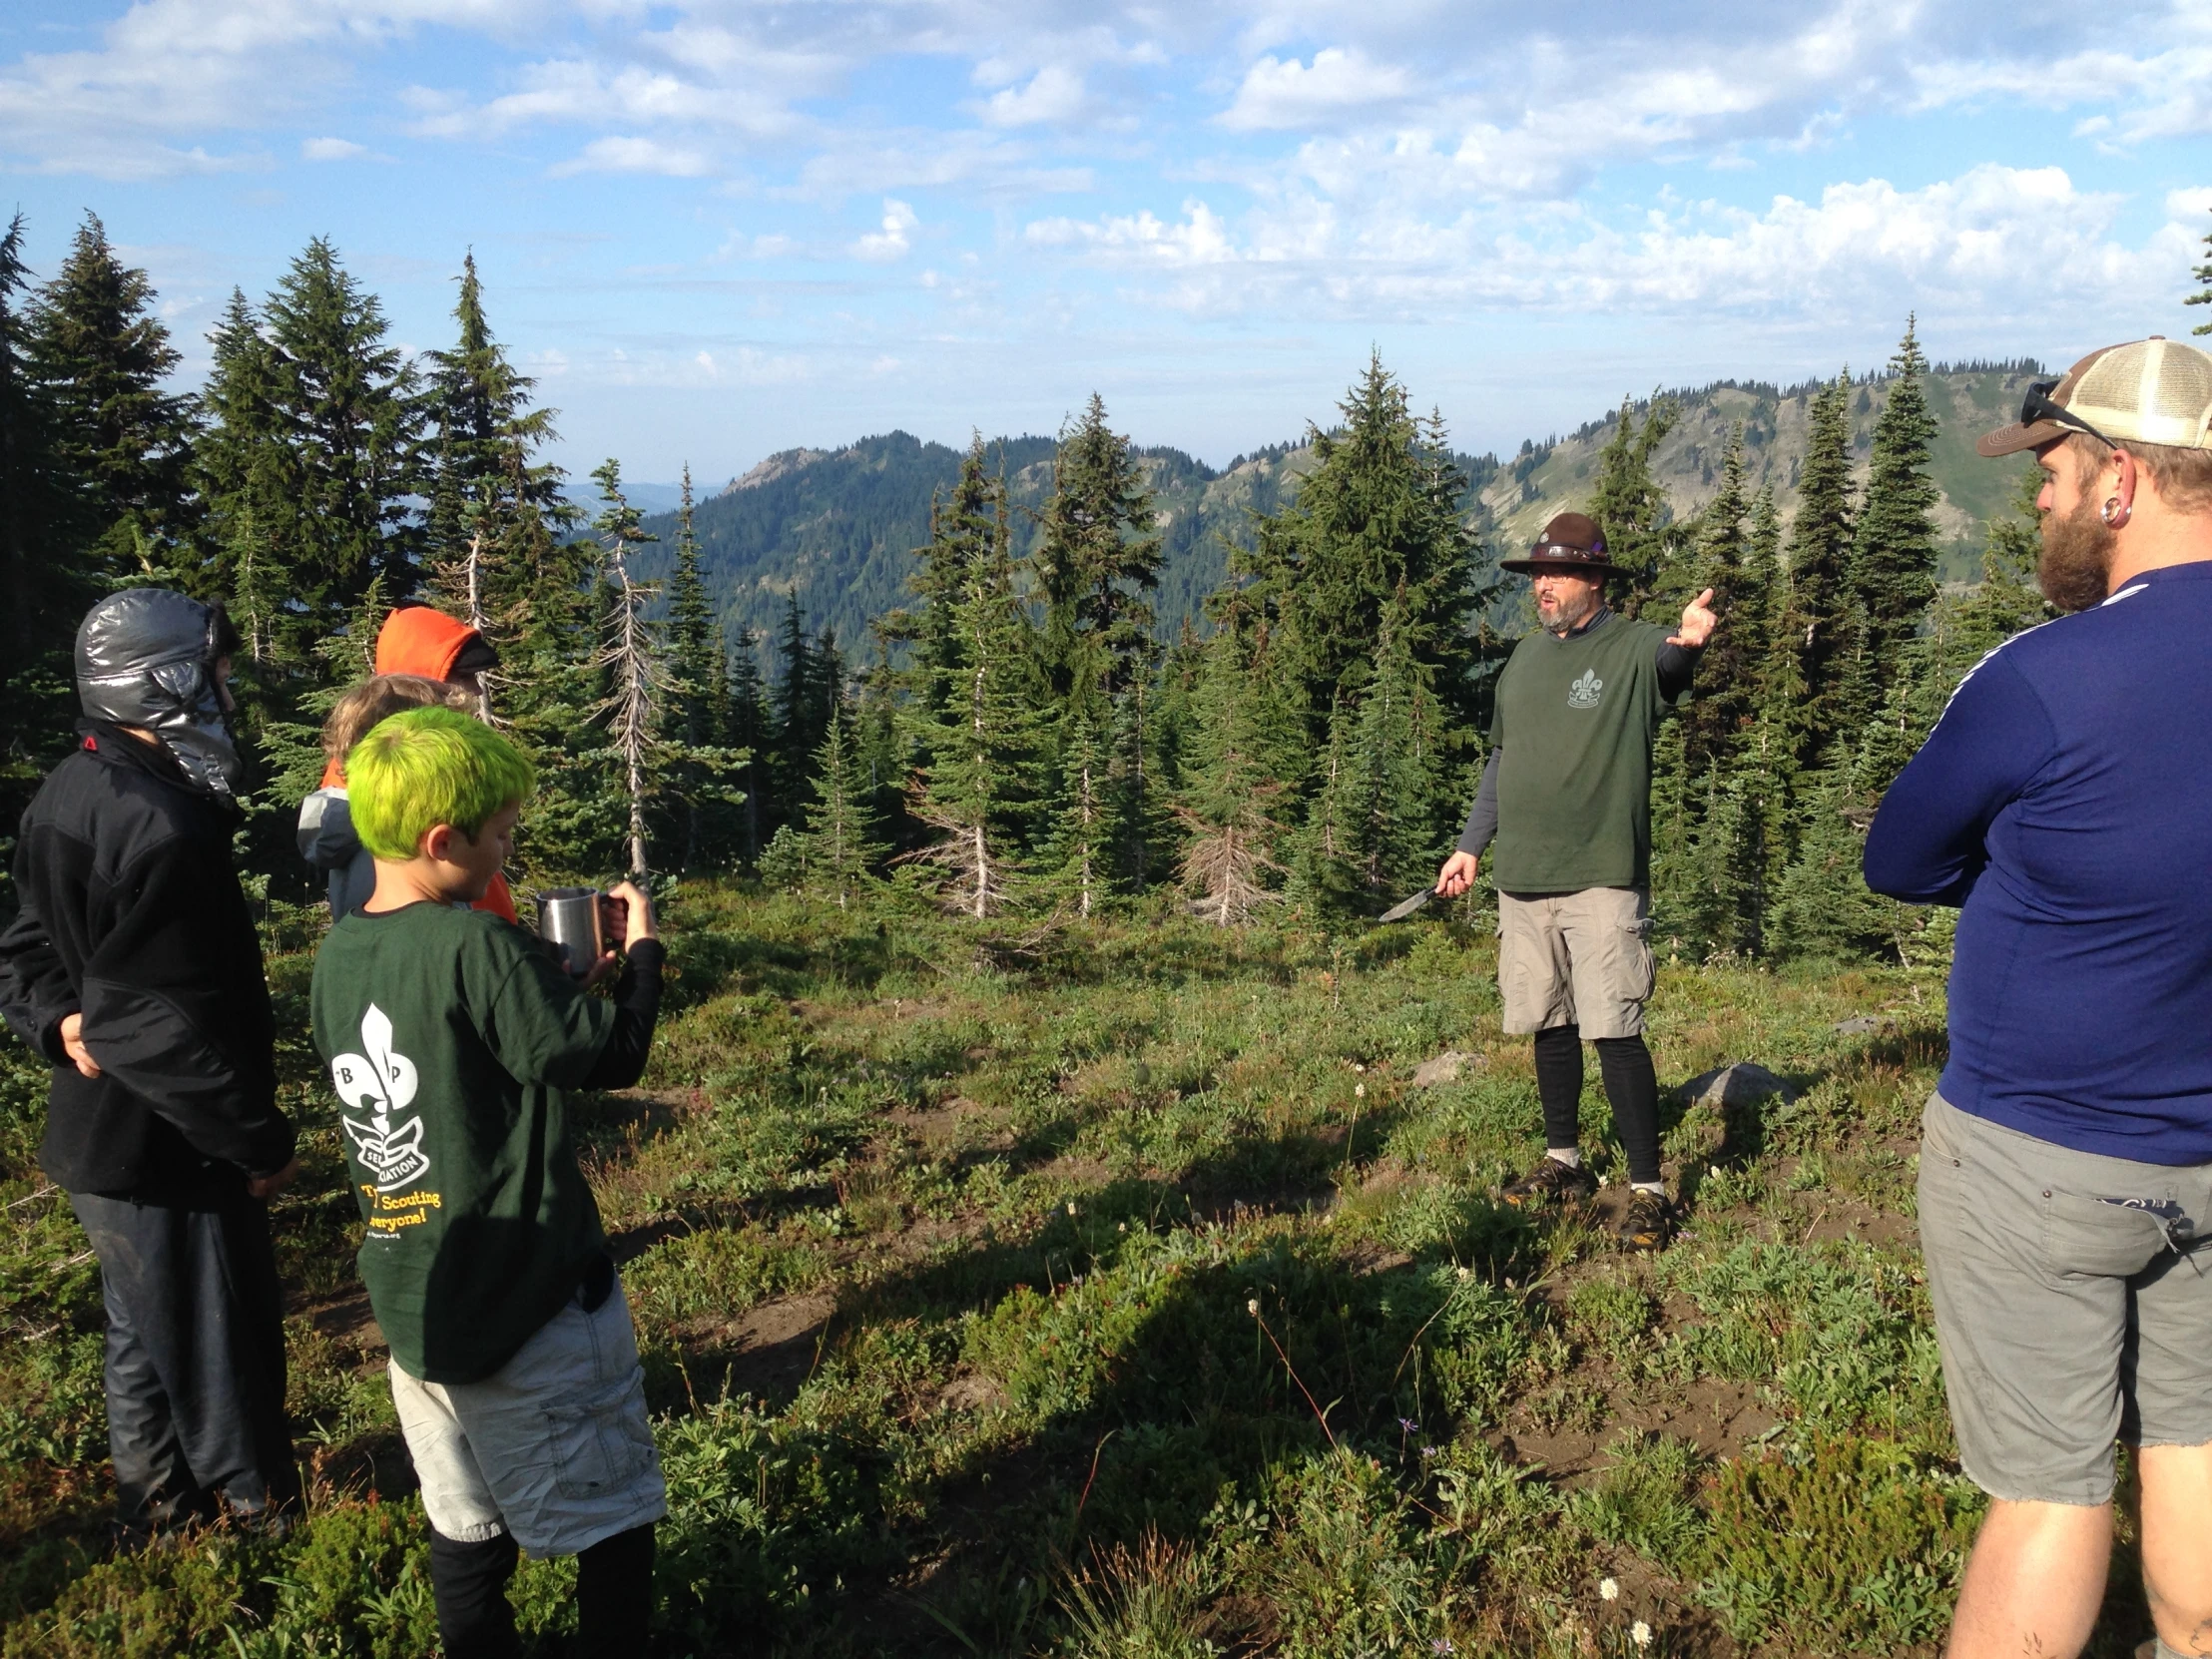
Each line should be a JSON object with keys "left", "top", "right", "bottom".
{"left": 2, "top": 213, "right": 2050, "bottom": 966}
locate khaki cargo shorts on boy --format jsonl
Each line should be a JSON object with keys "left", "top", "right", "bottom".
{"left": 1496, "top": 886, "right": 1654, "bottom": 1040}
{"left": 390, "top": 1276, "right": 667, "bottom": 1557}
{"left": 1918, "top": 1093, "right": 2212, "bottom": 1504}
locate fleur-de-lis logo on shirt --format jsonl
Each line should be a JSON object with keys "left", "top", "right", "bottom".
{"left": 330, "top": 1005, "right": 429, "bottom": 1192}
{"left": 1568, "top": 668, "right": 1604, "bottom": 710}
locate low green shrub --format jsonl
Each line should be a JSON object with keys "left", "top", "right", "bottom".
{"left": 1699, "top": 1436, "right": 1983, "bottom": 1654}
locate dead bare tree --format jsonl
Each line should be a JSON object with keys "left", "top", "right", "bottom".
{"left": 591, "top": 459, "right": 662, "bottom": 880}
{"left": 1174, "top": 793, "right": 1286, "bottom": 926}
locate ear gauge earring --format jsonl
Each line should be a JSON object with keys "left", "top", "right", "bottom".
{"left": 2101, "top": 496, "right": 2131, "bottom": 529}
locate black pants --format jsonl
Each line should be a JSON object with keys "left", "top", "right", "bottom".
{"left": 1532, "top": 1024, "right": 1663, "bottom": 1186}
{"left": 69, "top": 1191, "right": 298, "bottom": 1532}
{"left": 431, "top": 1523, "right": 656, "bottom": 1658}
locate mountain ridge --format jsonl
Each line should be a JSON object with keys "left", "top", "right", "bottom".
{"left": 633, "top": 363, "right": 2045, "bottom": 668}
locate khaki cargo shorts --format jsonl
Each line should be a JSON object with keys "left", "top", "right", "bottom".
{"left": 1919, "top": 1092, "right": 2212, "bottom": 1505}
{"left": 390, "top": 1277, "right": 667, "bottom": 1557}
{"left": 1496, "top": 886, "right": 1654, "bottom": 1039}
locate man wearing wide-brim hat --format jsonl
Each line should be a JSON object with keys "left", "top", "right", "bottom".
{"left": 1869, "top": 337, "right": 2212, "bottom": 1659}
{"left": 1434, "top": 511, "right": 1716, "bottom": 1252}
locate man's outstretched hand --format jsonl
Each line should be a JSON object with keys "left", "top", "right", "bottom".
{"left": 1668, "top": 588, "right": 1718, "bottom": 649}
{"left": 1435, "top": 849, "right": 1479, "bottom": 897}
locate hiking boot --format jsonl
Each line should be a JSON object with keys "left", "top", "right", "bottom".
{"left": 1501, "top": 1155, "right": 1599, "bottom": 1209}
{"left": 1617, "top": 1189, "right": 1678, "bottom": 1253}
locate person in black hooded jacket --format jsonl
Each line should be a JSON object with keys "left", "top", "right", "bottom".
{"left": 0, "top": 590, "right": 301, "bottom": 1540}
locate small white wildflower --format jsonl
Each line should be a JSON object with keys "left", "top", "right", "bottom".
{"left": 1631, "top": 1621, "right": 1652, "bottom": 1649}
{"left": 1117, "top": 1222, "right": 1127, "bottom": 1233}
{"left": 1068, "top": 1202, "right": 1078, "bottom": 1217}
{"left": 1598, "top": 1578, "right": 1620, "bottom": 1602}
{"left": 1356, "top": 1082, "right": 1367, "bottom": 1098}
{"left": 1247, "top": 1298, "right": 1261, "bottom": 1316}
{"left": 1710, "top": 1165, "right": 1723, "bottom": 1179}
{"left": 1456, "top": 1266, "right": 1470, "bottom": 1281}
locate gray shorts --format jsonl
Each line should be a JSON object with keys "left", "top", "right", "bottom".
{"left": 1918, "top": 1093, "right": 2212, "bottom": 1504}
{"left": 390, "top": 1277, "right": 667, "bottom": 1557}
{"left": 1496, "top": 886, "right": 1654, "bottom": 1040}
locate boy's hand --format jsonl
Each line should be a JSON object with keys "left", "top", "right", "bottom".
{"left": 59, "top": 1012, "right": 101, "bottom": 1078}
{"left": 247, "top": 1158, "right": 300, "bottom": 1199}
{"left": 606, "top": 881, "right": 658, "bottom": 949}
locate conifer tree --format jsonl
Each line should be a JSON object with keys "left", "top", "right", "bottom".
{"left": 27, "top": 213, "right": 196, "bottom": 584}
{"left": 898, "top": 451, "right": 1046, "bottom": 916}
{"left": 726, "top": 630, "right": 770, "bottom": 865}
{"left": 1589, "top": 394, "right": 1683, "bottom": 620}
{"left": 1175, "top": 624, "right": 1291, "bottom": 925}
{"left": 1783, "top": 371, "right": 1857, "bottom": 754}
{"left": 1839, "top": 320, "right": 1940, "bottom": 730}
{"left": 2189, "top": 205, "right": 2212, "bottom": 335}
{"left": 665, "top": 465, "right": 729, "bottom": 867}
{"left": 1038, "top": 392, "right": 1162, "bottom": 706}
{"left": 1235, "top": 355, "right": 1486, "bottom": 743}
{"left": 1044, "top": 708, "right": 1112, "bottom": 918}
{"left": 779, "top": 702, "right": 880, "bottom": 908}
{"left": 0, "top": 214, "right": 90, "bottom": 846}
{"left": 420, "top": 253, "right": 563, "bottom": 666}
{"left": 1676, "top": 423, "right": 1754, "bottom": 778}
{"left": 202, "top": 240, "right": 425, "bottom": 677}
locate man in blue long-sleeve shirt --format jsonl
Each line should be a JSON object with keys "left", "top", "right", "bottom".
{"left": 1866, "top": 337, "right": 2212, "bottom": 1659}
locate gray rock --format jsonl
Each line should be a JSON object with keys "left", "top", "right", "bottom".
{"left": 1681, "top": 1061, "right": 1799, "bottom": 1109}
{"left": 1412, "top": 1051, "right": 1481, "bottom": 1087}
{"left": 1832, "top": 1015, "right": 1885, "bottom": 1035}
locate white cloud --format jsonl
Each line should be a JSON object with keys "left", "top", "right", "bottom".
{"left": 851, "top": 199, "right": 919, "bottom": 261}
{"left": 301, "top": 135, "right": 368, "bottom": 161}
{"left": 550, "top": 134, "right": 710, "bottom": 177}
{"left": 980, "top": 64, "right": 1090, "bottom": 128}
{"left": 1219, "top": 48, "right": 1411, "bottom": 132}
{"left": 1026, "top": 165, "right": 2191, "bottom": 332}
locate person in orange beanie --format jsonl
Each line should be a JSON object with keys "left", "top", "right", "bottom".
{"left": 304, "top": 605, "right": 518, "bottom": 923}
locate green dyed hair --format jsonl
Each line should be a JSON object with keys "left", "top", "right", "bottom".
{"left": 347, "top": 706, "right": 535, "bottom": 859}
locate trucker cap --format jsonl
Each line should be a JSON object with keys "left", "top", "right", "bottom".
{"left": 1977, "top": 336, "right": 2212, "bottom": 458}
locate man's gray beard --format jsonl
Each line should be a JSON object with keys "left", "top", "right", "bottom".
{"left": 1543, "top": 589, "right": 1601, "bottom": 633}
{"left": 2038, "top": 493, "right": 2117, "bottom": 613}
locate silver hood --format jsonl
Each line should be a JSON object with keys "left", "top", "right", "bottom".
{"left": 75, "top": 589, "right": 244, "bottom": 799}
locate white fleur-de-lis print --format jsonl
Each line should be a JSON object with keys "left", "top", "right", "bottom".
{"left": 331, "top": 1006, "right": 429, "bottom": 1192}
{"left": 1568, "top": 668, "right": 1604, "bottom": 710}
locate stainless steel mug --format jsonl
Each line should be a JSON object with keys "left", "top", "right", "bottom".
{"left": 538, "top": 887, "right": 605, "bottom": 977}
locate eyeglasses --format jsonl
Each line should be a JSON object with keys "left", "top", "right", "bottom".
{"left": 2020, "top": 380, "right": 2124, "bottom": 452}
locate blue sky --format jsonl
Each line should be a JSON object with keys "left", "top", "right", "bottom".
{"left": 3, "top": 0, "right": 2209, "bottom": 486}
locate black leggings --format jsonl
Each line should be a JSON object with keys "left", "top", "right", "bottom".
{"left": 430, "top": 1522, "right": 656, "bottom": 1658}
{"left": 1532, "top": 1024, "right": 1662, "bottom": 1185}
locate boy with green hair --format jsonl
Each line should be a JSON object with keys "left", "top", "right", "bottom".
{"left": 309, "top": 707, "right": 665, "bottom": 1658}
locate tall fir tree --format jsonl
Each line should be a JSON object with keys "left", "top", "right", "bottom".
{"left": 1588, "top": 394, "right": 1684, "bottom": 620}
{"left": 725, "top": 630, "right": 771, "bottom": 866}
{"left": 1839, "top": 319, "right": 1940, "bottom": 731}
{"left": 897, "top": 452, "right": 1047, "bottom": 916}
{"left": 1037, "top": 391, "right": 1163, "bottom": 708}
{"left": 0, "top": 214, "right": 93, "bottom": 853}
{"left": 27, "top": 213, "right": 197, "bottom": 585}
{"left": 1175, "top": 622, "right": 1293, "bottom": 925}
{"left": 665, "top": 465, "right": 729, "bottom": 868}
{"left": 1234, "top": 355, "right": 1487, "bottom": 745}
{"left": 2189, "top": 204, "right": 2212, "bottom": 335}
{"left": 777, "top": 701, "right": 881, "bottom": 908}
{"left": 420, "top": 252, "right": 564, "bottom": 656}
{"left": 1782, "top": 370, "right": 1857, "bottom": 757}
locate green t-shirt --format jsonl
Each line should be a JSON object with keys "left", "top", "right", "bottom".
{"left": 310, "top": 901, "right": 614, "bottom": 1384}
{"left": 1487, "top": 613, "right": 1669, "bottom": 892}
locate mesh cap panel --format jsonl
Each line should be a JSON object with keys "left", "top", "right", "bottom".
{"left": 2068, "top": 338, "right": 2212, "bottom": 450}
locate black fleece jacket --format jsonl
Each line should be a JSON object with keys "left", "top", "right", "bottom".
{"left": 0, "top": 723, "right": 294, "bottom": 1203}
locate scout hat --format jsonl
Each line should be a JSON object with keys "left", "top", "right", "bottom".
{"left": 1977, "top": 336, "right": 2212, "bottom": 458}
{"left": 1500, "top": 511, "right": 1619, "bottom": 576}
